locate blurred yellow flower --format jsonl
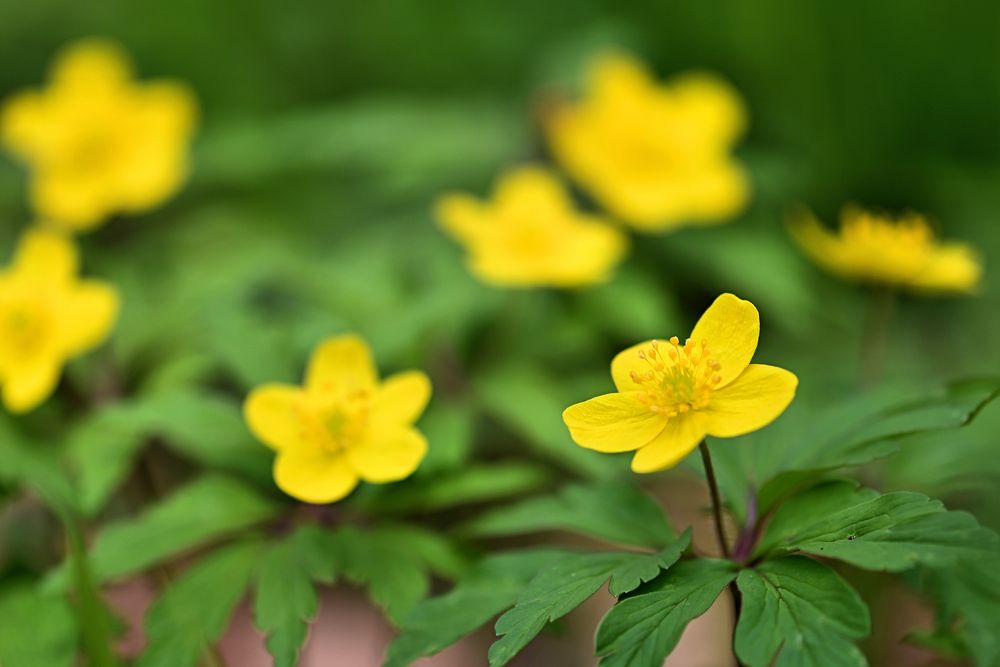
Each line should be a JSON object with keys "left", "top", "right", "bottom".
{"left": 546, "top": 52, "right": 749, "bottom": 232}
{"left": 244, "top": 334, "right": 431, "bottom": 504}
{"left": 435, "top": 165, "right": 627, "bottom": 287}
{"left": 0, "top": 228, "right": 119, "bottom": 413}
{"left": 790, "top": 206, "right": 982, "bottom": 294}
{"left": 563, "top": 294, "right": 796, "bottom": 473}
{"left": 1, "top": 39, "right": 198, "bottom": 231}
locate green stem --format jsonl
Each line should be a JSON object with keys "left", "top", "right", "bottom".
{"left": 698, "top": 441, "right": 731, "bottom": 559}
{"left": 860, "top": 286, "right": 896, "bottom": 387}
{"left": 65, "top": 519, "right": 118, "bottom": 667}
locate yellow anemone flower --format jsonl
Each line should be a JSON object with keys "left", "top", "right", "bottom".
{"left": 435, "top": 165, "right": 627, "bottom": 288}
{"left": 0, "top": 228, "right": 119, "bottom": 413}
{"left": 563, "top": 294, "right": 796, "bottom": 473}
{"left": 790, "top": 206, "right": 982, "bottom": 294}
{"left": 546, "top": 52, "right": 749, "bottom": 232}
{"left": 1, "top": 39, "right": 198, "bottom": 231}
{"left": 243, "top": 334, "right": 432, "bottom": 504}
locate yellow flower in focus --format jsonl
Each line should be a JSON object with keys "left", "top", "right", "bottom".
{"left": 0, "top": 228, "right": 119, "bottom": 413}
{"left": 546, "top": 52, "right": 749, "bottom": 232}
{"left": 435, "top": 165, "right": 627, "bottom": 287}
{"left": 243, "top": 334, "right": 432, "bottom": 504}
{"left": 563, "top": 294, "right": 796, "bottom": 473}
{"left": 790, "top": 206, "right": 982, "bottom": 294}
{"left": 1, "top": 39, "right": 198, "bottom": 231}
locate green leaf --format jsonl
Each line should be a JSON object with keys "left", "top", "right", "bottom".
{"left": 474, "top": 364, "right": 614, "bottom": 479}
{"left": 137, "top": 540, "right": 263, "bottom": 667}
{"left": 0, "top": 581, "right": 78, "bottom": 667}
{"left": 0, "top": 415, "right": 76, "bottom": 514}
{"left": 756, "top": 481, "right": 1000, "bottom": 571}
{"left": 47, "top": 475, "right": 281, "bottom": 589}
{"left": 383, "top": 549, "right": 567, "bottom": 667}
{"left": 594, "top": 559, "right": 737, "bottom": 667}
{"left": 916, "top": 556, "right": 1000, "bottom": 667}
{"left": 735, "top": 557, "right": 870, "bottom": 667}
{"left": 416, "top": 400, "right": 476, "bottom": 474}
{"left": 254, "top": 526, "right": 338, "bottom": 667}
{"left": 463, "top": 480, "right": 675, "bottom": 548}
{"left": 489, "top": 531, "right": 691, "bottom": 667}
{"left": 357, "top": 462, "right": 549, "bottom": 514}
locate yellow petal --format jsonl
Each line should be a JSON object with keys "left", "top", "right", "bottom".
{"left": 273, "top": 449, "right": 359, "bottom": 504}
{"left": 672, "top": 73, "right": 747, "bottom": 144}
{"left": 51, "top": 39, "right": 132, "bottom": 88}
{"left": 587, "top": 51, "right": 652, "bottom": 103}
{"left": 689, "top": 293, "right": 759, "bottom": 387}
{"left": 494, "top": 166, "right": 571, "bottom": 218}
{"left": 2, "top": 359, "right": 61, "bottom": 413}
{"left": 705, "top": 364, "right": 798, "bottom": 438}
{"left": 305, "top": 334, "right": 378, "bottom": 395}
{"left": 11, "top": 228, "right": 78, "bottom": 283}
{"left": 243, "top": 384, "right": 310, "bottom": 451}
{"left": 562, "top": 392, "right": 666, "bottom": 453}
{"left": 610, "top": 340, "right": 656, "bottom": 392}
{"left": 346, "top": 427, "right": 428, "bottom": 483}
{"left": 434, "top": 193, "right": 488, "bottom": 245}
{"left": 912, "top": 243, "right": 983, "bottom": 293}
{"left": 31, "top": 172, "right": 110, "bottom": 231}
{"left": 373, "top": 371, "right": 432, "bottom": 425}
{"left": 1, "top": 91, "right": 46, "bottom": 156}
{"left": 631, "top": 412, "right": 708, "bottom": 473}
{"left": 787, "top": 208, "right": 850, "bottom": 277}
{"left": 548, "top": 217, "right": 628, "bottom": 286}
{"left": 60, "top": 281, "right": 119, "bottom": 355}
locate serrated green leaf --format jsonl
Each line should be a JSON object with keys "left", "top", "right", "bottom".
{"left": 254, "top": 526, "right": 338, "bottom": 667}
{"left": 383, "top": 549, "right": 567, "bottom": 667}
{"left": 0, "top": 581, "right": 77, "bottom": 667}
{"left": 735, "top": 557, "right": 870, "bottom": 667}
{"left": 47, "top": 476, "right": 281, "bottom": 590}
{"left": 594, "top": 559, "right": 736, "bottom": 667}
{"left": 463, "top": 480, "right": 674, "bottom": 548}
{"left": 137, "top": 540, "right": 263, "bottom": 667}
{"left": 756, "top": 481, "right": 1000, "bottom": 570}
{"left": 489, "top": 531, "right": 690, "bottom": 667}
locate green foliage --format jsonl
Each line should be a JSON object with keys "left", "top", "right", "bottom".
{"left": 756, "top": 481, "right": 1000, "bottom": 570}
{"left": 734, "top": 557, "right": 870, "bottom": 667}
{"left": 47, "top": 476, "right": 281, "bottom": 589}
{"left": 489, "top": 531, "right": 690, "bottom": 667}
{"left": 594, "top": 559, "right": 737, "bottom": 667}
{"left": 137, "top": 540, "right": 263, "bottom": 667}
{"left": 0, "top": 581, "right": 77, "bottom": 667}
{"left": 383, "top": 550, "right": 567, "bottom": 667}
{"left": 463, "top": 480, "right": 675, "bottom": 548}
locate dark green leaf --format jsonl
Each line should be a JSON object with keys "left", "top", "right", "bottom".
{"left": 383, "top": 550, "right": 567, "bottom": 667}
{"left": 463, "top": 480, "right": 674, "bottom": 548}
{"left": 756, "top": 481, "right": 1000, "bottom": 571}
{"left": 735, "top": 557, "right": 870, "bottom": 667}
{"left": 47, "top": 476, "right": 281, "bottom": 589}
{"left": 137, "top": 540, "right": 263, "bottom": 667}
{"left": 0, "top": 581, "right": 77, "bottom": 667}
{"left": 594, "top": 559, "right": 736, "bottom": 667}
{"left": 489, "top": 531, "right": 690, "bottom": 667}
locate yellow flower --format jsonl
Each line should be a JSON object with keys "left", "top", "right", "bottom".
{"left": 243, "top": 334, "right": 432, "bottom": 504}
{"left": 435, "top": 165, "right": 627, "bottom": 288}
{"left": 546, "top": 52, "right": 749, "bottom": 232}
{"left": 0, "top": 228, "right": 119, "bottom": 413}
{"left": 789, "top": 206, "right": 982, "bottom": 294}
{"left": 1, "top": 39, "right": 197, "bottom": 231}
{"left": 563, "top": 294, "right": 796, "bottom": 473}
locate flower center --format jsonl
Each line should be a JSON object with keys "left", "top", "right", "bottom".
{"left": 316, "top": 389, "right": 371, "bottom": 452}
{"left": 629, "top": 337, "right": 722, "bottom": 417}
{"left": 0, "top": 298, "right": 52, "bottom": 360}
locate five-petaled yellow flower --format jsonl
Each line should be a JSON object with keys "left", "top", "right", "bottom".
{"left": 563, "top": 294, "right": 796, "bottom": 472}
{"left": 546, "top": 52, "right": 749, "bottom": 232}
{"left": 244, "top": 334, "right": 432, "bottom": 504}
{"left": 0, "top": 229, "right": 119, "bottom": 413}
{"left": 435, "top": 165, "right": 627, "bottom": 287}
{"left": 1, "top": 39, "right": 197, "bottom": 231}
{"left": 790, "top": 206, "right": 982, "bottom": 294}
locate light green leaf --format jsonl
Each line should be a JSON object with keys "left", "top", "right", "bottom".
{"left": 756, "top": 481, "right": 1000, "bottom": 571}
{"left": 463, "top": 480, "right": 675, "bottom": 548}
{"left": 416, "top": 400, "right": 476, "bottom": 474}
{"left": 254, "top": 526, "right": 338, "bottom": 667}
{"left": 47, "top": 476, "right": 281, "bottom": 589}
{"left": 489, "top": 531, "right": 691, "bottom": 667}
{"left": 383, "top": 550, "right": 567, "bottom": 667}
{"left": 0, "top": 581, "right": 77, "bottom": 667}
{"left": 594, "top": 559, "right": 736, "bottom": 667}
{"left": 137, "top": 540, "right": 263, "bottom": 667}
{"left": 0, "top": 415, "right": 76, "bottom": 514}
{"left": 735, "top": 557, "right": 870, "bottom": 667}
